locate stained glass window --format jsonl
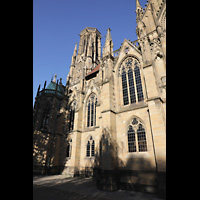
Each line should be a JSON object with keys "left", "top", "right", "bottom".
{"left": 137, "top": 124, "right": 147, "bottom": 152}
{"left": 69, "top": 101, "right": 76, "bottom": 131}
{"left": 127, "top": 118, "right": 147, "bottom": 153}
{"left": 87, "top": 141, "right": 90, "bottom": 157}
{"left": 87, "top": 94, "right": 97, "bottom": 127}
{"left": 87, "top": 101, "right": 90, "bottom": 127}
{"left": 86, "top": 137, "right": 95, "bottom": 157}
{"left": 128, "top": 68, "right": 136, "bottom": 104}
{"left": 122, "top": 67, "right": 129, "bottom": 105}
{"left": 91, "top": 101, "right": 94, "bottom": 126}
{"left": 121, "top": 57, "right": 144, "bottom": 106}
{"left": 128, "top": 126, "right": 136, "bottom": 152}
{"left": 95, "top": 98, "right": 97, "bottom": 126}
{"left": 91, "top": 140, "right": 95, "bottom": 156}
{"left": 134, "top": 64, "right": 144, "bottom": 102}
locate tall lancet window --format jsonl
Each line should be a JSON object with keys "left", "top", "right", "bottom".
{"left": 87, "top": 100, "right": 90, "bottom": 127}
{"left": 87, "top": 94, "right": 97, "bottom": 127}
{"left": 134, "top": 63, "right": 144, "bottom": 102}
{"left": 122, "top": 67, "right": 129, "bottom": 105}
{"left": 69, "top": 100, "right": 77, "bottom": 131}
{"left": 120, "top": 57, "right": 144, "bottom": 106}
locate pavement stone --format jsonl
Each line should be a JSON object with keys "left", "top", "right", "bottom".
{"left": 33, "top": 175, "right": 164, "bottom": 200}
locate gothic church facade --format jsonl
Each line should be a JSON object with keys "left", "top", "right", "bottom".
{"left": 33, "top": 0, "right": 166, "bottom": 193}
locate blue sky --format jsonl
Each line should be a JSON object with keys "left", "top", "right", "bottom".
{"left": 33, "top": 0, "right": 147, "bottom": 104}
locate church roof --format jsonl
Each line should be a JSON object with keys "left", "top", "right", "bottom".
{"left": 45, "top": 81, "right": 64, "bottom": 97}
{"left": 86, "top": 64, "right": 100, "bottom": 77}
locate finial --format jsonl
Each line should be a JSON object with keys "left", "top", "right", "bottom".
{"left": 105, "top": 27, "right": 112, "bottom": 42}
{"left": 43, "top": 80, "right": 47, "bottom": 89}
{"left": 53, "top": 74, "right": 57, "bottom": 83}
{"left": 59, "top": 78, "right": 62, "bottom": 85}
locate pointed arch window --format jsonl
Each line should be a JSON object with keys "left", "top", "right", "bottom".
{"left": 127, "top": 118, "right": 147, "bottom": 152}
{"left": 86, "top": 136, "right": 95, "bottom": 157}
{"left": 122, "top": 67, "right": 129, "bottom": 105}
{"left": 66, "top": 139, "right": 72, "bottom": 158}
{"left": 120, "top": 57, "right": 144, "bottom": 106}
{"left": 69, "top": 100, "right": 77, "bottom": 131}
{"left": 134, "top": 64, "right": 144, "bottom": 102}
{"left": 87, "top": 94, "right": 97, "bottom": 127}
{"left": 87, "top": 101, "right": 90, "bottom": 127}
{"left": 41, "top": 103, "right": 51, "bottom": 129}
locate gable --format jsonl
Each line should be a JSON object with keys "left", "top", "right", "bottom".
{"left": 113, "top": 39, "right": 143, "bottom": 74}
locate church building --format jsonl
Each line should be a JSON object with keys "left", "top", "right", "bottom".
{"left": 33, "top": 0, "right": 166, "bottom": 194}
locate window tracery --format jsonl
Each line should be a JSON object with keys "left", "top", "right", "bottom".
{"left": 87, "top": 94, "right": 97, "bottom": 127}
{"left": 69, "top": 100, "right": 77, "bottom": 131}
{"left": 120, "top": 57, "right": 144, "bottom": 106}
{"left": 86, "top": 136, "right": 95, "bottom": 157}
{"left": 127, "top": 117, "right": 147, "bottom": 152}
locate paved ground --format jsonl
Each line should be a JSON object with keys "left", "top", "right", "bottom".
{"left": 33, "top": 175, "right": 164, "bottom": 200}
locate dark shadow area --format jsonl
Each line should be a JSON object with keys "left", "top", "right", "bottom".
{"left": 33, "top": 126, "right": 165, "bottom": 198}
{"left": 33, "top": 175, "right": 164, "bottom": 200}
{"left": 92, "top": 128, "right": 166, "bottom": 199}
{"left": 33, "top": 129, "right": 70, "bottom": 176}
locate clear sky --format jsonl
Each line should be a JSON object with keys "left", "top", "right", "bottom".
{"left": 33, "top": 0, "right": 147, "bottom": 105}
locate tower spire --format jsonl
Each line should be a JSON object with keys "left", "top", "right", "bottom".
{"left": 73, "top": 42, "right": 77, "bottom": 57}
{"left": 71, "top": 42, "right": 77, "bottom": 66}
{"left": 103, "top": 28, "right": 113, "bottom": 57}
{"left": 105, "top": 28, "right": 112, "bottom": 42}
{"left": 136, "top": 0, "right": 142, "bottom": 9}
{"left": 135, "top": 0, "right": 143, "bottom": 21}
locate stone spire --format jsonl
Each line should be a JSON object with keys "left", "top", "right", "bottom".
{"left": 136, "top": 0, "right": 142, "bottom": 9}
{"left": 103, "top": 28, "right": 113, "bottom": 57}
{"left": 71, "top": 42, "right": 77, "bottom": 66}
{"left": 136, "top": 0, "right": 143, "bottom": 21}
{"left": 105, "top": 27, "right": 112, "bottom": 42}
{"left": 73, "top": 42, "right": 77, "bottom": 57}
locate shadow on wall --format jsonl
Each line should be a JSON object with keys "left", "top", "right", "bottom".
{"left": 33, "top": 129, "right": 69, "bottom": 176}
{"left": 93, "top": 127, "right": 166, "bottom": 198}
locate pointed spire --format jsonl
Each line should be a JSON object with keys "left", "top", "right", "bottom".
{"left": 136, "top": 0, "right": 143, "bottom": 21}
{"left": 105, "top": 28, "right": 112, "bottom": 42}
{"left": 73, "top": 42, "right": 77, "bottom": 57}
{"left": 103, "top": 28, "right": 113, "bottom": 57}
{"left": 136, "top": 0, "right": 142, "bottom": 9}
{"left": 71, "top": 43, "right": 77, "bottom": 66}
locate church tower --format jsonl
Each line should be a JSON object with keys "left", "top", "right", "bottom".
{"left": 69, "top": 27, "right": 102, "bottom": 83}
{"left": 33, "top": 75, "right": 67, "bottom": 175}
